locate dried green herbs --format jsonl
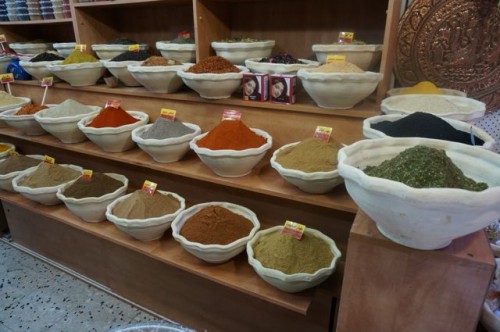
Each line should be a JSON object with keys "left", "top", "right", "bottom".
{"left": 364, "top": 145, "right": 488, "bottom": 191}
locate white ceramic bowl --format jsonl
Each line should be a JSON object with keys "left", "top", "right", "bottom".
{"left": 12, "top": 164, "right": 83, "bottom": 205}
{"left": 312, "top": 44, "right": 383, "bottom": 70}
{"left": 19, "top": 60, "right": 63, "bottom": 82}
{"left": 211, "top": 40, "right": 275, "bottom": 65}
{"left": 127, "top": 63, "right": 189, "bottom": 93}
{"left": 245, "top": 57, "right": 319, "bottom": 75}
{"left": 9, "top": 42, "right": 53, "bottom": 55}
{"left": 0, "top": 142, "right": 15, "bottom": 159}
{"left": 47, "top": 61, "right": 106, "bottom": 87}
{"left": 91, "top": 44, "right": 149, "bottom": 60}
{"left": 381, "top": 94, "right": 486, "bottom": 122}
{"left": 106, "top": 190, "right": 186, "bottom": 241}
{"left": 101, "top": 60, "right": 143, "bottom": 87}
{"left": 0, "top": 154, "right": 43, "bottom": 192}
{"left": 56, "top": 173, "right": 128, "bottom": 222}
{"left": 270, "top": 142, "right": 343, "bottom": 194}
{"left": 363, "top": 114, "right": 497, "bottom": 151}
{"left": 156, "top": 41, "right": 196, "bottom": 63}
{"left": 0, "top": 96, "right": 31, "bottom": 112}
{"left": 177, "top": 65, "right": 248, "bottom": 99}
{"left": 297, "top": 69, "right": 383, "bottom": 109}
{"left": 247, "top": 225, "right": 342, "bottom": 293}
{"left": 0, "top": 107, "right": 48, "bottom": 135}
{"left": 189, "top": 128, "right": 272, "bottom": 177}
{"left": 337, "top": 137, "right": 500, "bottom": 250}
{"left": 34, "top": 105, "right": 102, "bottom": 143}
{"left": 132, "top": 122, "right": 201, "bottom": 163}
{"left": 53, "top": 42, "right": 77, "bottom": 57}
{"left": 77, "top": 111, "right": 149, "bottom": 152}
{"left": 386, "top": 87, "right": 467, "bottom": 97}
{"left": 171, "top": 201, "right": 261, "bottom": 264}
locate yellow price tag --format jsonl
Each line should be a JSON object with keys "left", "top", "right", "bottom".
{"left": 338, "top": 31, "right": 354, "bottom": 44}
{"left": 105, "top": 99, "right": 121, "bottom": 109}
{"left": 128, "top": 44, "right": 140, "bottom": 52}
{"left": 41, "top": 77, "right": 54, "bottom": 87}
{"left": 326, "top": 55, "right": 346, "bottom": 64}
{"left": 160, "top": 108, "right": 176, "bottom": 121}
{"left": 43, "top": 155, "right": 55, "bottom": 164}
{"left": 281, "top": 220, "right": 306, "bottom": 240}
{"left": 222, "top": 109, "right": 241, "bottom": 121}
{"left": 82, "top": 169, "right": 93, "bottom": 181}
{"left": 0, "top": 73, "right": 14, "bottom": 83}
{"left": 0, "top": 34, "right": 6, "bottom": 43}
{"left": 75, "top": 44, "right": 87, "bottom": 52}
{"left": 313, "top": 126, "right": 332, "bottom": 142}
{"left": 142, "top": 180, "right": 158, "bottom": 196}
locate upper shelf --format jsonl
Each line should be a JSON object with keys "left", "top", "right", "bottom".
{"left": 0, "top": 18, "right": 73, "bottom": 26}
{"left": 73, "top": 0, "right": 192, "bottom": 8}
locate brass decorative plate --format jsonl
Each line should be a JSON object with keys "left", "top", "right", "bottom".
{"left": 394, "top": 0, "right": 499, "bottom": 112}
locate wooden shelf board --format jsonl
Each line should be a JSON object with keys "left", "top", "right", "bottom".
{"left": 0, "top": 19, "right": 73, "bottom": 26}
{"left": 74, "top": 0, "right": 192, "bottom": 8}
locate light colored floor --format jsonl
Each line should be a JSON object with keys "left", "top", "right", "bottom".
{"left": 0, "top": 237, "right": 194, "bottom": 332}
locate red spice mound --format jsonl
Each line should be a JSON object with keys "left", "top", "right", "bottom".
{"left": 87, "top": 106, "right": 139, "bottom": 128}
{"left": 187, "top": 56, "right": 240, "bottom": 74}
{"left": 196, "top": 120, "right": 267, "bottom": 150}
{"left": 15, "top": 104, "right": 48, "bottom": 115}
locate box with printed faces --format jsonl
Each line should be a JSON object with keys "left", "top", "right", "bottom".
{"left": 242, "top": 73, "right": 269, "bottom": 102}
{"left": 270, "top": 74, "right": 296, "bottom": 104}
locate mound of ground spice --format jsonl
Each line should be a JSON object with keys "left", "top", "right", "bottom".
{"left": 140, "top": 117, "right": 194, "bottom": 140}
{"left": 111, "top": 190, "right": 181, "bottom": 219}
{"left": 18, "top": 163, "right": 81, "bottom": 188}
{"left": 0, "top": 155, "right": 41, "bottom": 175}
{"left": 87, "top": 106, "right": 139, "bottom": 128}
{"left": 142, "top": 56, "right": 182, "bottom": 66}
{"left": 196, "top": 120, "right": 266, "bottom": 150}
{"left": 61, "top": 173, "right": 124, "bottom": 199}
{"left": 187, "top": 56, "right": 240, "bottom": 74}
{"left": 15, "top": 104, "right": 48, "bottom": 115}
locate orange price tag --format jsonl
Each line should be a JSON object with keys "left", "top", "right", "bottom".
{"left": 338, "top": 31, "right": 354, "bottom": 44}
{"left": 81, "top": 169, "right": 93, "bottom": 181}
{"left": 43, "top": 155, "right": 55, "bottom": 164}
{"left": 160, "top": 108, "right": 176, "bottom": 121}
{"left": 128, "top": 44, "right": 140, "bottom": 52}
{"left": 75, "top": 44, "right": 87, "bottom": 52}
{"left": 0, "top": 34, "right": 6, "bottom": 43}
{"left": 105, "top": 99, "right": 121, "bottom": 109}
{"left": 326, "top": 54, "right": 346, "bottom": 64}
{"left": 313, "top": 126, "right": 332, "bottom": 142}
{"left": 0, "top": 73, "right": 14, "bottom": 84}
{"left": 41, "top": 76, "right": 54, "bottom": 87}
{"left": 141, "top": 180, "right": 158, "bottom": 196}
{"left": 281, "top": 220, "right": 306, "bottom": 240}
{"left": 222, "top": 109, "right": 242, "bottom": 121}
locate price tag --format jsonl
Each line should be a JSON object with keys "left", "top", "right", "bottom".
{"left": 313, "top": 126, "right": 332, "bottom": 142}
{"left": 41, "top": 77, "right": 54, "bottom": 87}
{"left": 281, "top": 220, "right": 306, "bottom": 240}
{"left": 338, "top": 31, "right": 354, "bottom": 44}
{"left": 0, "top": 73, "right": 14, "bottom": 84}
{"left": 75, "top": 44, "right": 87, "bottom": 52}
{"left": 222, "top": 109, "right": 242, "bottom": 121}
{"left": 81, "top": 169, "right": 93, "bottom": 181}
{"left": 142, "top": 180, "right": 158, "bottom": 196}
{"left": 9, "top": 150, "right": 19, "bottom": 157}
{"left": 0, "top": 34, "right": 6, "bottom": 43}
{"left": 43, "top": 155, "right": 55, "bottom": 164}
{"left": 177, "top": 31, "right": 191, "bottom": 39}
{"left": 326, "top": 54, "right": 346, "bottom": 64}
{"left": 105, "top": 99, "right": 121, "bottom": 109}
{"left": 128, "top": 44, "right": 140, "bottom": 52}
{"left": 160, "top": 108, "right": 176, "bottom": 121}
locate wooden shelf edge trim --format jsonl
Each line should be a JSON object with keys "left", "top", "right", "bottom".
{"left": 0, "top": 18, "right": 73, "bottom": 26}
{"left": 73, "top": 0, "right": 193, "bottom": 9}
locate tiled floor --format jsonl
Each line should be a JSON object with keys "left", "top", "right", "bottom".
{"left": 0, "top": 238, "right": 194, "bottom": 332}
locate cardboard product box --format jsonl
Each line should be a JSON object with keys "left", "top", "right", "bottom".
{"left": 270, "top": 74, "right": 296, "bottom": 104}
{"left": 242, "top": 73, "right": 269, "bottom": 102}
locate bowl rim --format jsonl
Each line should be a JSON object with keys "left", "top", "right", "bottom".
{"left": 312, "top": 43, "right": 383, "bottom": 52}
{"left": 56, "top": 173, "right": 129, "bottom": 204}
{"left": 47, "top": 61, "right": 104, "bottom": 70}
{"left": 155, "top": 41, "right": 196, "bottom": 51}
{"left": 177, "top": 65, "right": 248, "bottom": 80}
{"left": 0, "top": 107, "right": 42, "bottom": 121}
{"left": 0, "top": 142, "right": 16, "bottom": 156}
{"left": 171, "top": 201, "right": 261, "bottom": 250}
{"left": 9, "top": 42, "right": 53, "bottom": 49}
{"left": 127, "top": 63, "right": 190, "bottom": 72}
{"left": 132, "top": 122, "right": 202, "bottom": 146}
{"left": 34, "top": 104, "right": 102, "bottom": 123}
{"left": 20, "top": 60, "right": 64, "bottom": 67}
{"left": 91, "top": 43, "right": 149, "bottom": 51}
{"left": 101, "top": 59, "right": 145, "bottom": 68}
{"left": 12, "top": 164, "right": 84, "bottom": 194}
{"left": 77, "top": 110, "right": 149, "bottom": 134}
{"left": 246, "top": 225, "right": 342, "bottom": 281}
{"left": 211, "top": 40, "right": 276, "bottom": 50}
{"left": 189, "top": 127, "right": 273, "bottom": 157}
{"left": 386, "top": 87, "right": 467, "bottom": 97}
{"left": 53, "top": 42, "right": 77, "bottom": 48}
{"left": 105, "top": 190, "right": 186, "bottom": 226}
{"left": 297, "top": 69, "right": 383, "bottom": 82}
{"left": 0, "top": 97, "right": 31, "bottom": 112}
{"left": 0, "top": 154, "right": 44, "bottom": 180}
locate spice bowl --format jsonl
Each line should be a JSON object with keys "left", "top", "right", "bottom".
{"left": 101, "top": 60, "right": 143, "bottom": 87}
{"left": 56, "top": 173, "right": 128, "bottom": 223}
{"left": 244, "top": 57, "right": 319, "bottom": 75}
{"left": 106, "top": 190, "right": 186, "bottom": 241}
{"left": 0, "top": 154, "right": 43, "bottom": 192}
{"left": 0, "top": 143, "right": 15, "bottom": 159}
{"left": 8, "top": 42, "right": 53, "bottom": 55}
{"left": 312, "top": 43, "right": 383, "bottom": 70}
{"left": 297, "top": 69, "right": 383, "bottom": 109}
{"left": 12, "top": 164, "right": 84, "bottom": 205}
{"left": 0, "top": 107, "right": 48, "bottom": 136}
{"left": 171, "top": 202, "right": 261, "bottom": 264}
{"left": 363, "top": 114, "right": 497, "bottom": 151}
{"left": 132, "top": 122, "right": 201, "bottom": 163}
{"left": 91, "top": 44, "right": 149, "bottom": 60}
{"left": 77, "top": 111, "right": 149, "bottom": 153}
{"left": 270, "top": 142, "right": 343, "bottom": 194}
{"left": 177, "top": 66, "right": 249, "bottom": 99}
{"left": 19, "top": 60, "right": 63, "bottom": 82}
{"left": 386, "top": 87, "right": 467, "bottom": 97}
{"left": 53, "top": 42, "right": 77, "bottom": 58}
{"left": 247, "top": 225, "right": 342, "bottom": 293}
{"left": 34, "top": 104, "right": 102, "bottom": 144}
{"left": 189, "top": 128, "right": 272, "bottom": 177}
{"left": 127, "top": 63, "right": 190, "bottom": 93}
{"left": 156, "top": 41, "right": 196, "bottom": 63}
{"left": 211, "top": 40, "right": 275, "bottom": 65}
{"left": 337, "top": 137, "right": 500, "bottom": 250}
{"left": 47, "top": 61, "right": 106, "bottom": 87}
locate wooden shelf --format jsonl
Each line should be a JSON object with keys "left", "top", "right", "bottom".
{"left": 73, "top": 0, "right": 192, "bottom": 8}
{"left": 0, "top": 19, "right": 73, "bottom": 26}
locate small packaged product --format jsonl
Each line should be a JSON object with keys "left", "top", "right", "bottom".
{"left": 242, "top": 73, "right": 269, "bottom": 102}
{"left": 270, "top": 74, "right": 296, "bottom": 104}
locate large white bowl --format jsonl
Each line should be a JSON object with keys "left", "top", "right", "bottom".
{"left": 9, "top": 42, "right": 53, "bottom": 55}
{"left": 106, "top": 190, "right": 186, "bottom": 241}
{"left": 19, "top": 60, "right": 63, "bottom": 82}
{"left": 47, "top": 61, "right": 105, "bottom": 87}
{"left": 312, "top": 44, "right": 383, "bottom": 70}
{"left": 0, "top": 96, "right": 31, "bottom": 112}
{"left": 247, "top": 226, "right": 342, "bottom": 293}
{"left": 363, "top": 114, "right": 497, "bottom": 151}
{"left": 127, "top": 63, "right": 189, "bottom": 93}
{"left": 211, "top": 40, "right": 275, "bottom": 65}
{"left": 189, "top": 128, "right": 272, "bottom": 177}
{"left": 34, "top": 104, "right": 102, "bottom": 143}
{"left": 297, "top": 69, "right": 383, "bottom": 109}
{"left": 56, "top": 173, "right": 128, "bottom": 222}
{"left": 386, "top": 87, "right": 467, "bottom": 97}
{"left": 12, "top": 164, "right": 83, "bottom": 205}
{"left": 0, "top": 154, "right": 43, "bottom": 192}
{"left": 381, "top": 94, "right": 486, "bottom": 122}
{"left": 337, "top": 137, "right": 500, "bottom": 250}
{"left": 171, "top": 201, "right": 261, "bottom": 264}
{"left": 132, "top": 122, "right": 201, "bottom": 163}
{"left": 156, "top": 41, "right": 196, "bottom": 63}
{"left": 91, "top": 44, "right": 149, "bottom": 60}
{"left": 101, "top": 60, "right": 143, "bottom": 87}
{"left": 53, "top": 42, "right": 77, "bottom": 57}
{"left": 0, "top": 107, "right": 48, "bottom": 135}
{"left": 270, "top": 142, "right": 343, "bottom": 194}
{"left": 77, "top": 111, "right": 149, "bottom": 152}
{"left": 177, "top": 65, "right": 248, "bottom": 99}
{"left": 245, "top": 57, "right": 319, "bottom": 75}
